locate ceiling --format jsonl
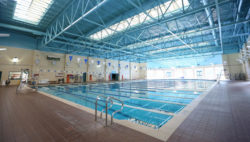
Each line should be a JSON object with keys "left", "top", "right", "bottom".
{"left": 0, "top": 0, "right": 249, "bottom": 63}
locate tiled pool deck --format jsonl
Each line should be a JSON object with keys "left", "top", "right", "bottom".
{"left": 0, "top": 81, "right": 249, "bottom": 142}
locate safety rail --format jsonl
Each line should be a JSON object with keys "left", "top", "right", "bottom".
{"left": 217, "top": 70, "right": 223, "bottom": 83}
{"left": 100, "top": 98, "right": 113, "bottom": 120}
{"left": 110, "top": 96, "right": 124, "bottom": 125}
{"left": 95, "top": 95, "right": 124, "bottom": 126}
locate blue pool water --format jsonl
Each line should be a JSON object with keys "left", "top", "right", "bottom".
{"left": 38, "top": 80, "right": 215, "bottom": 129}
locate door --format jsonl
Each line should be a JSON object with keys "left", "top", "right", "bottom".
{"left": 67, "top": 75, "right": 70, "bottom": 83}
{"left": 0, "top": 71, "right": 2, "bottom": 81}
{"left": 115, "top": 74, "right": 119, "bottom": 81}
{"left": 89, "top": 75, "right": 92, "bottom": 81}
{"left": 83, "top": 72, "right": 86, "bottom": 82}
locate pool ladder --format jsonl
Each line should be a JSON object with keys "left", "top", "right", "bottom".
{"left": 95, "top": 95, "right": 124, "bottom": 127}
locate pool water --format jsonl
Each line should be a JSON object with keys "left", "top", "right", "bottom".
{"left": 38, "top": 80, "right": 215, "bottom": 129}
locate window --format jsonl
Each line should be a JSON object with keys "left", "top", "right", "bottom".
{"left": 9, "top": 72, "right": 21, "bottom": 80}
{"left": 90, "top": 0, "right": 189, "bottom": 40}
{"left": 13, "top": 0, "right": 54, "bottom": 25}
{"left": 196, "top": 70, "right": 203, "bottom": 77}
{"left": 166, "top": 72, "right": 172, "bottom": 77}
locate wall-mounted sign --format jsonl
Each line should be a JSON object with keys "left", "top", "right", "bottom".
{"left": 47, "top": 56, "right": 60, "bottom": 61}
{"left": 56, "top": 73, "right": 64, "bottom": 77}
{"left": 97, "top": 60, "right": 100, "bottom": 65}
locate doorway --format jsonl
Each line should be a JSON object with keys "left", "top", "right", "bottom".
{"left": 0, "top": 71, "right": 2, "bottom": 82}
{"left": 111, "top": 73, "right": 119, "bottom": 81}
{"left": 83, "top": 72, "right": 86, "bottom": 82}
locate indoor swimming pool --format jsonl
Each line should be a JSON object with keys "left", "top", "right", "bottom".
{"left": 38, "top": 80, "right": 215, "bottom": 129}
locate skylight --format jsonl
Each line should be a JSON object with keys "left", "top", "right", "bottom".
{"left": 90, "top": 0, "right": 189, "bottom": 40}
{"left": 13, "top": 0, "right": 54, "bottom": 25}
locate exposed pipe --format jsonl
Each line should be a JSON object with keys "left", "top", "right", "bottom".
{"left": 202, "top": 0, "right": 219, "bottom": 46}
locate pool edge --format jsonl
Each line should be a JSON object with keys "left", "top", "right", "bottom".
{"left": 35, "top": 81, "right": 217, "bottom": 141}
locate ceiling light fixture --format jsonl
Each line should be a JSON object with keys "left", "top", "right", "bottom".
{"left": 0, "top": 33, "right": 10, "bottom": 37}
{"left": 12, "top": 57, "right": 19, "bottom": 63}
{"left": 0, "top": 48, "right": 7, "bottom": 51}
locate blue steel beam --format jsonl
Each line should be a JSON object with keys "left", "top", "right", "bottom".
{"left": 42, "top": 0, "right": 108, "bottom": 46}
{"left": 202, "top": 0, "right": 219, "bottom": 46}
{"left": 129, "top": 19, "right": 249, "bottom": 47}
{"left": 103, "top": 0, "right": 232, "bottom": 42}
{"left": 147, "top": 51, "right": 223, "bottom": 63}
{"left": 43, "top": 0, "right": 232, "bottom": 59}
{"left": 130, "top": 27, "right": 249, "bottom": 53}
{"left": 128, "top": 43, "right": 239, "bottom": 62}
{"left": 215, "top": 0, "right": 224, "bottom": 53}
{"left": 233, "top": 0, "right": 243, "bottom": 35}
{"left": 111, "top": 32, "right": 248, "bottom": 61}
{"left": 108, "top": 19, "right": 250, "bottom": 59}
{"left": 80, "top": 16, "right": 177, "bottom": 57}
{"left": 101, "top": 0, "right": 234, "bottom": 57}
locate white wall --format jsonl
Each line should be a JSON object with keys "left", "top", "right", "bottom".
{"left": 0, "top": 46, "right": 147, "bottom": 84}
{"left": 105, "top": 59, "right": 118, "bottom": 81}
{"left": 0, "top": 46, "right": 33, "bottom": 85}
{"left": 119, "top": 61, "right": 130, "bottom": 80}
{"left": 222, "top": 53, "right": 246, "bottom": 80}
{"left": 241, "top": 39, "right": 250, "bottom": 80}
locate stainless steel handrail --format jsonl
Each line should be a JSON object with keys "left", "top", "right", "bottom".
{"left": 95, "top": 95, "right": 110, "bottom": 126}
{"left": 95, "top": 95, "right": 124, "bottom": 126}
{"left": 110, "top": 97, "right": 124, "bottom": 125}
{"left": 100, "top": 99, "right": 113, "bottom": 119}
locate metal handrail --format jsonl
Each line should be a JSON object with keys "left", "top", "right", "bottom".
{"left": 110, "top": 97, "right": 124, "bottom": 125}
{"left": 95, "top": 95, "right": 110, "bottom": 126}
{"left": 100, "top": 99, "right": 113, "bottom": 119}
{"left": 95, "top": 95, "right": 124, "bottom": 126}
{"left": 217, "top": 70, "right": 223, "bottom": 83}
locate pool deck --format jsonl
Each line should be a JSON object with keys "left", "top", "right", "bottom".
{"left": 0, "top": 81, "right": 250, "bottom": 142}
{"left": 0, "top": 86, "right": 161, "bottom": 142}
{"left": 167, "top": 81, "right": 250, "bottom": 142}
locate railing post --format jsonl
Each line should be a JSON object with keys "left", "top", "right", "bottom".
{"left": 111, "top": 116, "right": 113, "bottom": 125}
{"left": 110, "top": 97, "right": 124, "bottom": 125}
{"left": 95, "top": 99, "right": 98, "bottom": 121}
{"left": 105, "top": 98, "right": 108, "bottom": 127}
{"left": 95, "top": 95, "right": 123, "bottom": 126}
